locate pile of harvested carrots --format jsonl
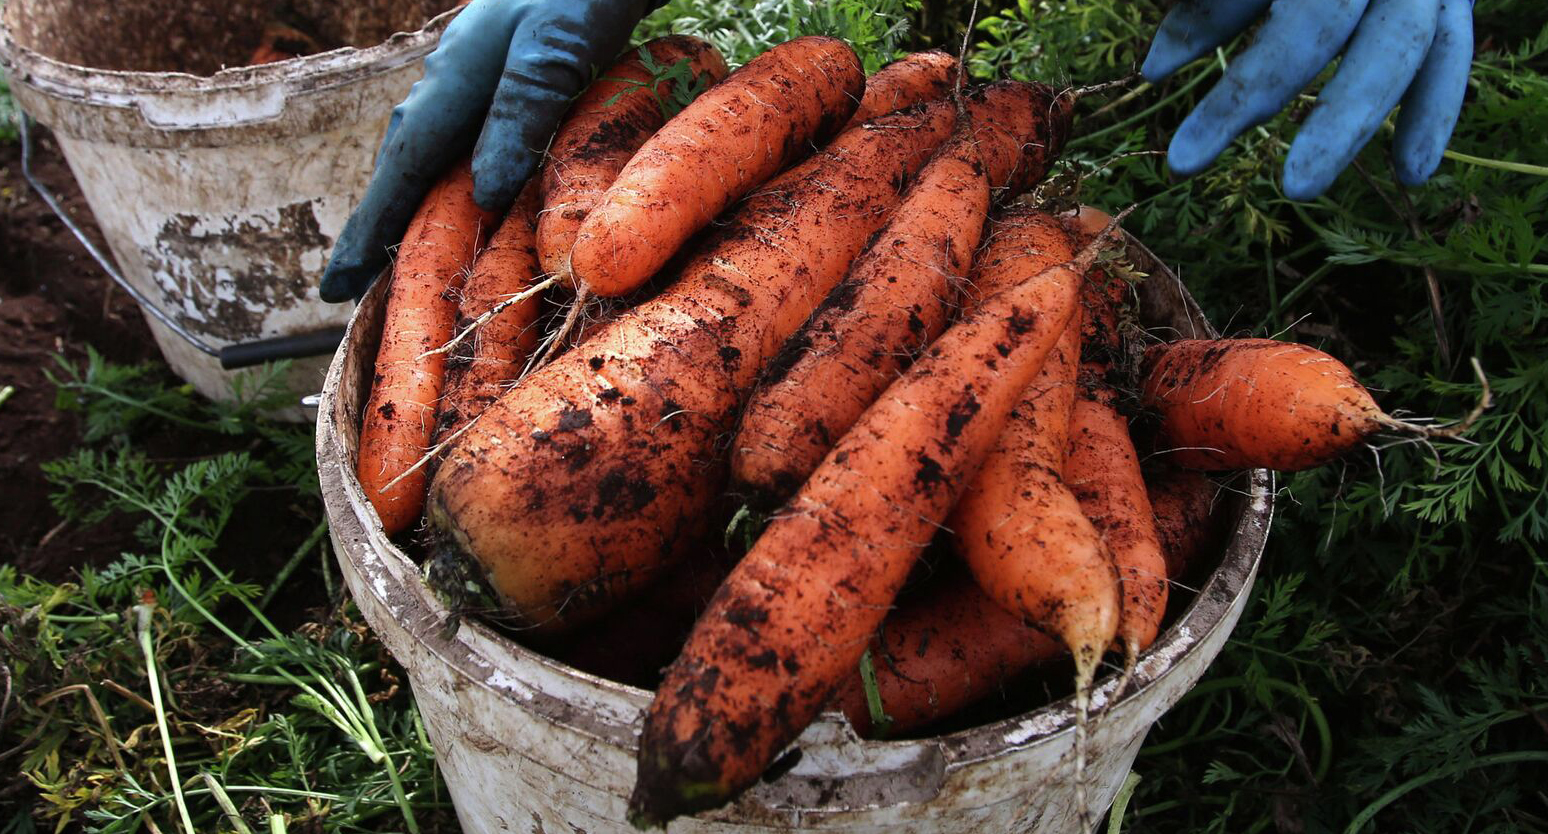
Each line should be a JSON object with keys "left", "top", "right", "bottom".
{"left": 351, "top": 33, "right": 1430, "bottom": 826}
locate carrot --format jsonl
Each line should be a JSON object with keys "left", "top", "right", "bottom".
{"left": 1146, "top": 466, "right": 1229, "bottom": 579}
{"left": 843, "top": 50, "right": 959, "bottom": 129}
{"left": 629, "top": 221, "right": 1106, "bottom": 825}
{"left": 1141, "top": 338, "right": 1402, "bottom": 471}
{"left": 566, "top": 36, "right": 865, "bottom": 298}
{"left": 731, "top": 85, "right": 1077, "bottom": 504}
{"left": 535, "top": 36, "right": 729, "bottom": 281}
{"left": 427, "top": 84, "right": 1067, "bottom": 635}
{"left": 947, "top": 214, "right": 1118, "bottom": 699}
{"left": 434, "top": 181, "right": 544, "bottom": 444}
{"left": 357, "top": 160, "right": 496, "bottom": 536}
{"left": 831, "top": 569, "right": 1063, "bottom": 738}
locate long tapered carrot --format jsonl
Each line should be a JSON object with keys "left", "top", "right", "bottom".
{"left": 357, "top": 160, "right": 497, "bottom": 536}
{"left": 427, "top": 84, "right": 1068, "bottom": 635}
{"left": 843, "top": 50, "right": 959, "bottom": 129}
{"left": 567, "top": 36, "right": 865, "bottom": 298}
{"left": 434, "top": 181, "right": 543, "bottom": 443}
{"left": 731, "top": 84, "right": 1077, "bottom": 504}
{"left": 536, "top": 36, "right": 729, "bottom": 281}
{"left": 947, "top": 213, "right": 1118, "bottom": 692}
{"left": 629, "top": 219, "right": 1107, "bottom": 825}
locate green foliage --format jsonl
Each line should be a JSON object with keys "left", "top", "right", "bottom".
{"left": 0, "top": 69, "right": 16, "bottom": 143}
{"left": 0, "top": 358, "right": 443, "bottom": 832}
{"left": 637, "top": 0, "right": 921, "bottom": 72}
{"left": 602, "top": 47, "right": 715, "bottom": 120}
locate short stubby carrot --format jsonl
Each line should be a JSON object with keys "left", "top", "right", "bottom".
{"left": 435, "top": 181, "right": 544, "bottom": 444}
{"left": 357, "top": 160, "right": 497, "bottom": 536}
{"left": 535, "top": 36, "right": 728, "bottom": 281}
{"left": 428, "top": 94, "right": 1004, "bottom": 634}
{"left": 1141, "top": 338, "right": 1396, "bottom": 471}
{"left": 830, "top": 569, "right": 1063, "bottom": 739}
{"left": 843, "top": 50, "right": 958, "bottom": 129}
{"left": 949, "top": 213, "right": 1119, "bottom": 688}
{"left": 629, "top": 221, "right": 1103, "bottom": 825}
{"left": 567, "top": 36, "right": 865, "bottom": 297}
{"left": 730, "top": 84, "right": 1077, "bottom": 504}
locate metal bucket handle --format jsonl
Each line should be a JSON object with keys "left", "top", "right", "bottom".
{"left": 16, "top": 112, "right": 345, "bottom": 370}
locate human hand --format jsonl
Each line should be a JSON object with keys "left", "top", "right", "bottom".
{"left": 320, "top": 0, "right": 654, "bottom": 302}
{"left": 1142, "top": 0, "right": 1473, "bottom": 200}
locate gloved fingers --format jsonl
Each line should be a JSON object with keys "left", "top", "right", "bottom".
{"left": 1141, "top": 0, "right": 1274, "bottom": 82}
{"left": 320, "top": 0, "right": 526, "bottom": 302}
{"left": 1167, "top": 0, "right": 1371, "bottom": 179}
{"left": 1282, "top": 0, "right": 1440, "bottom": 199}
{"left": 472, "top": 0, "right": 648, "bottom": 210}
{"left": 1393, "top": 0, "right": 1474, "bottom": 186}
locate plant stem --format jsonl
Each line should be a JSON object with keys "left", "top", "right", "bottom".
{"left": 1442, "top": 149, "right": 1548, "bottom": 177}
{"left": 1343, "top": 751, "right": 1548, "bottom": 833}
{"left": 137, "top": 604, "right": 198, "bottom": 834}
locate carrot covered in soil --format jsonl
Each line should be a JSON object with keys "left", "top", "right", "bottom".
{"left": 629, "top": 221, "right": 1106, "bottom": 826}
{"left": 427, "top": 83, "right": 1072, "bottom": 636}
{"left": 357, "top": 160, "right": 496, "bottom": 536}
{"left": 947, "top": 212, "right": 1118, "bottom": 702}
{"left": 434, "top": 182, "right": 544, "bottom": 443}
{"left": 731, "top": 84, "right": 1076, "bottom": 504}
{"left": 831, "top": 569, "right": 1063, "bottom": 738}
{"left": 1141, "top": 338, "right": 1406, "bottom": 471}
{"left": 535, "top": 36, "right": 729, "bottom": 280}
{"left": 1146, "top": 466, "right": 1229, "bottom": 579}
{"left": 566, "top": 36, "right": 865, "bottom": 298}
{"left": 843, "top": 50, "right": 959, "bottom": 129}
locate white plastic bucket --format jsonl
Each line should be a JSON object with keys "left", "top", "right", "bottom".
{"left": 316, "top": 231, "right": 1274, "bottom": 832}
{"left": 0, "top": 0, "right": 459, "bottom": 416}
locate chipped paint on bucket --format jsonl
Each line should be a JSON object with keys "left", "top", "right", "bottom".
{"left": 316, "top": 232, "right": 1274, "bottom": 833}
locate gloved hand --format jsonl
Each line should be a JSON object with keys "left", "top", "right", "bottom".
{"left": 320, "top": 0, "right": 655, "bottom": 302}
{"left": 1142, "top": 0, "right": 1474, "bottom": 200}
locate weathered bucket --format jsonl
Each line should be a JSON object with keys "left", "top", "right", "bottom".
{"left": 316, "top": 236, "right": 1273, "bottom": 833}
{"left": 0, "top": 0, "right": 459, "bottom": 418}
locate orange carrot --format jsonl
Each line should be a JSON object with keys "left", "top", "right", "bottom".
{"left": 629, "top": 220, "right": 1104, "bottom": 825}
{"left": 1141, "top": 338, "right": 1398, "bottom": 471}
{"left": 843, "top": 50, "right": 959, "bottom": 129}
{"left": 831, "top": 569, "right": 1063, "bottom": 738}
{"left": 427, "top": 84, "right": 1065, "bottom": 635}
{"left": 429, "top": 95, "right": 964, "bottom": 633}
{"left": 434, "top": 181, "right": 544, "bottom": 443}
{"left": 948, "top": 213, "right": 1118, "bottom": 697}
{"left": 357, "top": 160, "right": 497, "bottom": 535}
{"left": 1146, "top": 465, "right": 1229, "bottom": 579}
{"left": 730, "top": 85, "right": 1077, "bottom": 505}
{"left": 536, "top": 36, "right": 729, "bottom": 281}
{"left": 567, "top": 36, "right": 865, "bottom": 297}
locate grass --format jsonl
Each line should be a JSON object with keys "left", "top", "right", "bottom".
{"left": 2, "top": 0, "right": 1545, "bottom": 831}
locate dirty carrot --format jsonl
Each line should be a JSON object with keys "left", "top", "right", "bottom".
{"left": 567, "top": 36, "right": 865, "bottom": 297}
{"left": 731, "top": 83, "right": 1077, "bottom": 504}
{"left": 357, "top": 160, "right": 496, "bottom": 535}
{"left": 1140, "top": 338, "right": 1487, "bottom": 471}
{"left": 629, "top": 213, "right": 1107, "bottom": 826}
{"left": 427, "top": 92, "right": 990, "bottom": 634}
{"left": 1146, "top": 465, "right": 1230, "bottom": 579}
{"left": 535, "top": 36, "right": 728, "bottom": 281}
{"left": 843, "top": 50, "right": 959, "bottom": 129}
{"left": 434, "top": 181, "right": 544, "bottom": 444}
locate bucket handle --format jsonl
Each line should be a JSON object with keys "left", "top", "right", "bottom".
{"left": 17, "top": 112, "right": 344, "bottom": 370}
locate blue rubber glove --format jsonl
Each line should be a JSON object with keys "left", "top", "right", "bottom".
{"left": 320, "top": 0, "right": 654, "bottom": 302}
{"left": 1142, "top": 0, "right": 1473, "bottom": 201}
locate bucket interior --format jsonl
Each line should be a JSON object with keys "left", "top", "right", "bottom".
{"left": 4, "top": 0, "right": 458, "bottom": 75}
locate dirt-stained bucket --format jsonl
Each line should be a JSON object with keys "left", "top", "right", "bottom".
{"left": 317, "top": 236, "right": 1273, "bottom": 832}
{"left": 0, "top": 0, "right": 460, "bottom": 417}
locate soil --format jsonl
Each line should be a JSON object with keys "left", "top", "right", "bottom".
{"left": 0, "top": 128, "right": 325, "bottom": 619}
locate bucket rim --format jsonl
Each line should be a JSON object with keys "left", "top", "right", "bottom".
{"left": 315, "top": 230, "right": 1274, "bottom": 783}
{"left": 0, "top": 5, "right": 461, "bottom": 96}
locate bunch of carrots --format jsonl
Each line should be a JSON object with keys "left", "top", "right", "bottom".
{"left": 351, "top": 33, "right": 1470, "bottom": 828}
